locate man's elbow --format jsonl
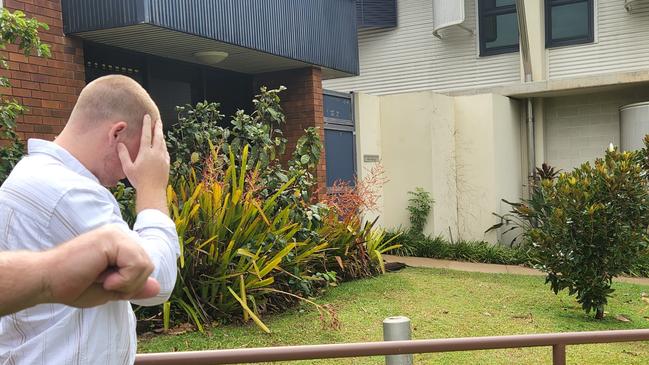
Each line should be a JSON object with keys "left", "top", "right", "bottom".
{"left": 132, "top": 237, "right": 180, "bottom": 306}
{"left": 131, "top": 271, "right": 177, "bottom": 306}
{"left": 157, "top": 276, "right": 177, "bottom": 303}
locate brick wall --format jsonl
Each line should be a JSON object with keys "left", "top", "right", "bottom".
{"left": 2, "top": 0, "right": 84, "bottom": 141}
{"left": 254, "top": 67, "right": 327, "bottom": 194}
{"left": 544, "top": 85, "right": 649, "bottom": 170}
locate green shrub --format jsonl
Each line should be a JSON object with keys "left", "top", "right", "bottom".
{"left": 0, "top": 10, "right": 50, "bottom": 184}
{"left": 319, "top": 215, "right": 400, "bottom": 280}
{"left": 320, "top": 216, "right": 376, "bottom": 280}
{"left": 499, "top": 144, "right": 649, "bottom": 319}
{"left": 226, "top": 86, "right": 287, "bottom": 170}
{"left": 166, "top": 87, "right": 324, "bottom": 242}
{"left": 389, "top": 230, "right": 532, "bottom": 266}
{"left": 631, "top": 251, "right": 649, "bottom": 277}
{"left": 390, "top": 229, "right": 649, "bottom": 280}
{"left": 166, "top": 101, "right": 224, "bottom": 181}
{"left": 162, "top": 147, "right": 390, "bottom": 333}
{"left": 365, "top": 227, "right": 401, "bottom": 274}
{"left": 167, "top": 86, "right": 290, "bottom": 184}
{"left": 165, "top": 146, "right": 330, "bottom": 332}
{"left": 141, "top": 87, "right": 390, "bottom": 333}
{"left": 407, "top": 188, "right": 433, "bottom": 236}
{"left": 112, "top": 182, "right": 136, "bottom": 227}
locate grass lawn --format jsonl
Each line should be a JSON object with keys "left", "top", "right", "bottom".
{"left": 138, "top": 268, "right": 649, "bottom": 364}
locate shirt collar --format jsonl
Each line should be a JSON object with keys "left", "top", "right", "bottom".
{"left": 27, "top": 139, "right": 100, "bottom": 183}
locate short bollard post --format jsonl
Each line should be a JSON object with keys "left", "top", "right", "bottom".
{"left": 383, "top": 316, "right": 413, "bottom": 365}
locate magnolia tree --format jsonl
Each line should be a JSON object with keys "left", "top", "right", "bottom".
{"left": 497, "top": 141, "right": 649, "bottom": 319}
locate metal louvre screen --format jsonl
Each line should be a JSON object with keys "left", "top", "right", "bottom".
{"left": 356, "top": 0, "right": 397, "bottom": 28}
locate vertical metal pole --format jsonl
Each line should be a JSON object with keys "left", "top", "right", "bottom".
{"left": 526, "top": 98, "right": 536, "bottom": 195}
{"left": 383, "top": 316, "right": 413, "bottom": 365}
{"left": 552, "top": 344, "right": 566, "bottom": 365}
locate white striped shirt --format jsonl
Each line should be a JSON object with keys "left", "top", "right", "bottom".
{"left": 0, "top": 139, "right": 180, "bottom": 365}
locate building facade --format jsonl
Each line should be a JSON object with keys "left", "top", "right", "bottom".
{"left": 2, "top": 0, "right": 364, "bottom": 193}
{"left": 4, "top": 0, "right": 648, "bottom": 243}
{"left": 324, "top": 0, "right": 649, "bottom": 243}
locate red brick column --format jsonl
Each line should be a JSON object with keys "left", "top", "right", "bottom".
{"left": 254, "top": 67, "right": 327, "bottom": 195}
{"left": 2, "top": 0, "right": 84, "bottom": 141}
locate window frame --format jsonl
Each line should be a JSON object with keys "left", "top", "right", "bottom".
{"left": 478, "top": 0, "right": 520, "bottom": 57}
{"left": 545, "top": 0, "right": 594, "bottom": 48}
{"left": 323, "top": 90, "right": 357, "bottom": 188}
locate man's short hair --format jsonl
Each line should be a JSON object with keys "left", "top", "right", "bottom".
{"left": 70, "top": 75, "right": 160, "bottom": 135}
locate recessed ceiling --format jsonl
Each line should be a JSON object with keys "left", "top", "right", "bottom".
{"left": 75, "top": 24, "right": 347, "bottom": 80}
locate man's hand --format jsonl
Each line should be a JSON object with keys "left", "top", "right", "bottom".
{"left": 0, "top": 225, "right": 161, "bottom": 316}
{"left": 118, "top": 114, "right": 170, "bottom": 215}
{"left": 43, "top": 225, "right": 160, "bottom": 308}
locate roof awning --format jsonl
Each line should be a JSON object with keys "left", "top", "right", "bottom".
{"left": 61, "top": 0, "right": 359, "bottom": 80}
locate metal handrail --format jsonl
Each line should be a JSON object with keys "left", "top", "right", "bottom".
{"left": 135, "top": 329, "right": 649, "bottom": 365}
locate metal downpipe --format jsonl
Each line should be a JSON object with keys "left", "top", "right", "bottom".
{"left": 515, "top": 0, "right": 536, "bottom": 189}
{"left": 526, "top": 98, "right": 536, "bottom": 188}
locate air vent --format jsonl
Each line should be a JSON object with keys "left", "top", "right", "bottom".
{"left": 625, "top": 0, "right": 648, "bottom": 12}
{"left": 356, "top": 0, "right": 397, "bottom": 28}
{"left": 433, "top": 0, "right": 472, "bottom": 39}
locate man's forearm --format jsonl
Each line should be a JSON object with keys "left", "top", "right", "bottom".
{"left": 0, "top": 251, "right": 49, "bottom": 316}
{"left": 0, "top": 226, "right": 161, "bottom": 315}
{"left": 135, "top": 187, "right": 169, "bottom": 216}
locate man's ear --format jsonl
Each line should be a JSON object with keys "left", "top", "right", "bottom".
{"left": 109, "top": 121, "right": 128, "bottom": 144}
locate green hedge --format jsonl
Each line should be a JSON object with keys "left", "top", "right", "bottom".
{"left": 388, "top": 231, "right": 649, "bottom": 278}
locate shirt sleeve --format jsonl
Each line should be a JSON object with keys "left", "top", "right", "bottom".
{"left": 49, "top": 187, "right": 180, "bottom": 306}
{"left": 130, "top": 209, "right": 180, "bottom": 306}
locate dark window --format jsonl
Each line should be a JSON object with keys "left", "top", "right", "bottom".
{"left": 325, "top": 129, "right": 356, "bottom": 187}
{"left": 147, "top": 59, "right": 203, "bottom": 128}
{"left": 84, "top": 43, "right": 146, "bottom": 86}
{"left": 478, "top": 0, "right": 519, "bottom": 57}
{"left": 545, "top": 0, "right": 594, "bottom": 48}
{"left": 324, "top": 93, "right": 353, "bottom": 123}
{"left": 323, "top": 92, "right": 356, "bottom": 187}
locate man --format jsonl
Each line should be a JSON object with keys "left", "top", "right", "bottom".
{"left": 0, "top": 225, "right": 161, "bottom": 316}
{"left": 0, "top": 75, "right": 180, "bottom": 364}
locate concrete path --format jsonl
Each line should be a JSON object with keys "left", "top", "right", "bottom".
{"left": 383, "top": 255, "right": 649, "bottom": 286}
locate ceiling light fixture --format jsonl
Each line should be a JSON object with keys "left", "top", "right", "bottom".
{"left": 193, "top": 51, "right": 229, "bottom": 65}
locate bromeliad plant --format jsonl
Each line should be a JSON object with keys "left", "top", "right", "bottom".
{"left": 319, "top": 214, "right": 401, "bottom": 280}
{"left": 130, "top": 87, "right": 395, "bottom": 333}
{"left": 166, "top": 87, "right": 326, "bottom": 241}
{"left": 364, "top": 225, "right": 401, "bottom": 274}
{"left": 165, "top": 145, "right": 329, "bottom": 332}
